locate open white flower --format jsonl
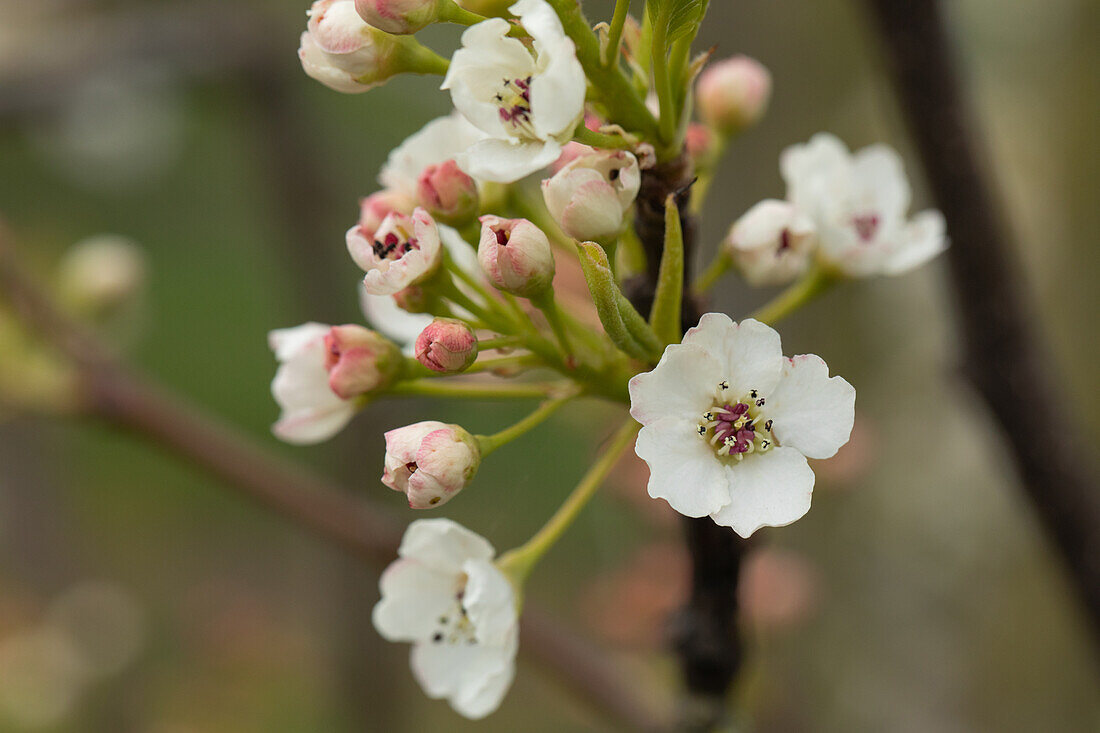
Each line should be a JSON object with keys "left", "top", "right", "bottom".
{"left": 373, "top": 519, "right": 518, "bottom": 719}
{"left": 441, "top": 0, "right": 585, "bottom": 183}
{"left": 629, "top": 314, "right": 855, "bottom": 538}
{"left": 348, "top": 208, "right": 443, "bottom": 295}
{"left": 780, "top": 133, "right": 946, "bottom": 277}
{"left": 269, "top": 323, "right": 356, "bottom": 444}
{"left": 725, "top": 199, "right": 817, "bottom": 286}
{"left": 379, "top": 112, "right": 487, "bottom": 196}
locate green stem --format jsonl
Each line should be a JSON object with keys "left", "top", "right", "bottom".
{"left": 749, "top": 265, "right": 836, "bottom": 325}
{"left": 439, "top": 1, "right": 489, "bottom": 26}
{"left": 478, "top": 335, "right": 524, "bottom": 351}
{"left": 691, "top": 249, "right": 733, "bottom": 295}
{"left": 466, "top": 354, "right": 541, "bottom": 374}
{"left": 497, "top": 418, "right": 640, "bottom": 585}
{"left": 532, "top": 292, "right": 575, "bottom": 365}
{"left": 387, "top": 380, "right": 558, "bottom": 400}
{"left": 476, "top": 394, "right": 576, "bottom": 456}
{"left": 603, "top": 0, "right": 632, "bottom": 67}
{"left": 573, "top": 124, "right": 637, "bottom": 150}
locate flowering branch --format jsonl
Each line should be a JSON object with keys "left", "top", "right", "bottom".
{"left": 862, "top": 0, "right": 1100, "bottom": 644}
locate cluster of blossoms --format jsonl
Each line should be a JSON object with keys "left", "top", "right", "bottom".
{"left": 271, "top": 0, "right": 946, "bottom": 718}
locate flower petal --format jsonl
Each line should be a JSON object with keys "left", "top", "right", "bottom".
{"left": 379, "top": 113, "right": 486, "bottom": 194}
{"left": 410, "top": 636, "right": 515, "bottom": 719}
{"left": 681, "top": 315, "right": 784, "bottom": 397}
{"left": 372, "top": 559, "right": 456, "bottom": 642}
{"left": 629, "top": 345, "right": 722, "bottom": 425}
{"left": 710, "top": 447, "right": 814, "bottom": 538}
{"left": 765, "top": 354, "right": 855, "bottom": 459}
{"left": 398, "top": 518, "right": 495, "bottom": 574}
{"left": 852, "top": 144, "right": 911, "bottom": 219}
{"left": 882, "top": 209, "right": 947, "bottom": 276}
{"left": 635, "top": 418, "right": 732, "bottom": 517}
{"left": 462, "top": 559, "right": 517, "bottom": 647}
{"left": 457, "top": 138, "right": 562, "bottom": 184}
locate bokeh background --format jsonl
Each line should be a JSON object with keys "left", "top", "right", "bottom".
{"left": 1, "top": 0, "right": 1098, "bottom": 730}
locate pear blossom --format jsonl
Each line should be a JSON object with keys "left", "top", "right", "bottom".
{"left": 372, "top": 519, "right": 518, "bottom": 718}
{"left": 725, "top": 200, "right": 817, "bottom": 286}
{"left": 629, "top": 314, "right": 855, "bottom": 538}
{"left": 348, "top": 208, "right": 443, "bottom": 295}
{"left": 382, "top": 422, "right": 481, "bottom": 508}
{"left": 269, "top": 323, "right": 356, "bottom": 444}
{"left": 780, "top": 133, "right": 947, "bottom": 277}
{"left": 415, "top": 318, "right": 478, "bottom": 373}
{"left": 357, "top": 190, "right": 416, "bottom": 242}
{"left": 379, "top": 112, "right": 486, "bottom": 196}
{"left": 442, "top": 0, "right": 586, "bottom": 182}
{"left": 324, "top": 324, "right": 402, "bottom": 398}
{"left": 298, "top": 0, "right": 410, "bottom": 93}
{"left": 355, "top": 0, "right": 448, "bottom": 34}
{"left": 541, "top": 150, "right": 640, "bottom": 241}
{"left": 477, "top": 216, "right": 555, "bottom": 298}
{"left": 417, "top": 160, "right": 479, "bottom": 224}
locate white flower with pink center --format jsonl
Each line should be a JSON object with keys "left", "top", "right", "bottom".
{"left": 347, "top": 208, "right": 443, "bottom": 295}
{"left": 780, "top": 133, "right": 946, "bottom": 277}
{"left": 725, "top": 199, "right": 817, "bottom": 286}
{"left": 441, "top": 0, "right": 586, "bottom": 183}
{"left": 373, "top": 518, "right": 518, "bottom": 719}
{"left": 629, "top": 314, "right": 855, "bottom": 538}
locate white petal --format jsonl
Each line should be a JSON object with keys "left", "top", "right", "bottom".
{"left": 629, "top": 345, "right": 723, "bottom": 425}
{"left": 399, "top": 518, "right": 495, "bottom": 574}
{"left": 410, "top": 636, "right": 515, "bottom": 719}
{"left": 462, "top": 559, "right": 517, "bottom": 646}
{"left": 359, "top": 286, "right": 432, "bottom": 353}
{"left": 765, "top": 355, "right": 856, "bottom": 459}
{"left": 458, "top": 138, "right": 562, "bottom": 183}
{"left": 372, "top": 560, "right": 456, "bottom": 642}
{"left": 443, "top": 20, "right": 535, "bottom": 138}
{"left": 710, "top": 447, "right": 814, "bottom": 538}
{"left": 852, "top": 144, "right": 911, "bottom": 219}
{"left": 780, "top": 132, "right": 852, "bottom": 215}
{"left": 681, "top": 315, "right": 784, "bottom": 397}
{"left": 635, "top": 418, "right": 732, "bottom": 517}
{"left": 882, "top": 209, "right": 947, "bottom": 275}
{"left": 379, "top": 113, "right": 486, "bottom": 194}
{"left": 272, "top": 401, "right": 355, "bottom": 445}
{"left": 268, "top": 322, "right": 329, "bottom": 361}
{"left": 514, "top": 0, "right": 584, "bottom": 139}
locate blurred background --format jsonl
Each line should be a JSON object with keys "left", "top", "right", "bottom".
{"left": 1, "top": 0, "right": 1098, "bottom": 730}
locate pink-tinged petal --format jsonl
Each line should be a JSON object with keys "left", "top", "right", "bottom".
{"left": 462, "top": 559, "right": 517, "bottom": 647}
{"left": 272, "top": 402, "right": 355, "bottom": 445}
{"left": 710, "top": 447, "right": 814, "bottom": 538}
{"left": 398, "top": 518, "right": 495, "bottom": 574}
{"left": 635, "top": 418, "right": 731, "bottom": 517}
{"left": 372, "top": 559, "right": 456, "bottom": 642}
{"left": 629, "top": 345, "right": 723, "bottom": 425}
{"left": 766, "top": 354, "right": 855, "bottom": 459}
{"left": 681, "top": 315, "right": 784, "bottom": 396}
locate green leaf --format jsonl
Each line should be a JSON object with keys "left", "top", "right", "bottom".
{"left": 648, "top": 194, "right": 684, "bottom": 346}
{"left": 575, "top": 242, "right": 653, "bottom": 361}
{"left": 646, "top": 0, "right": 706, "bottom": 44}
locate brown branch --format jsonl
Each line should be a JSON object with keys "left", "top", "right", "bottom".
{"left": 861, "top": 0, "right": 1100, "bottom": 645}
{"left": 628, "top": 157, "right": 748, "bottom": 731}
{"left": 0, "top": 227, "right": 668, "bottom": 731}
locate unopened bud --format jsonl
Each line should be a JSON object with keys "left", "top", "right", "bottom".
{"left": 358, "top": 190, "right": 415, "bottom": 242}
{"left": 416, "top": 160, "right": 479, "bottom": 225}
{"left": 696, "top": 55, "right": 772, "bottom": 134}
{"left": 685, "top": 123, "right": 713, "bottom": 161}
{"left": 355, "top": 0, "right": 450, "bottom": 34}
{"left": 57, "top": 235, "right": 146, "bottom": 315}
{"left": 299, "top": 0, "right": 448, "bottom": 94}
{"left": 414, "top": 318, "right": 477, "bottom": 373}
{"left": 477, "top": 216, "right": 555, "bottom": 298}
{"left": 382, "top": 421, "right": 481, "bottom": 508}
{"left": 725, "top": 200, "right": 816, "bottom": 286}
{"left": 324, "top": 324, "right": 402, "bottom": 398}
{"left": 541, "top": 150, "right": 640, "bottom": 241}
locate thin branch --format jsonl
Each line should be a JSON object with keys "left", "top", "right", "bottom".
{"left": 0, "top": 227, "right": 669, "bottom": 731}
{"left": 861, "top": 0, "right": 1100, "bottom": 645}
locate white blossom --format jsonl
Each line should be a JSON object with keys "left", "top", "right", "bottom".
{"left": 348, "top": 208, "right": 443, "bottom": 295}
{"left": 629, "top": 314, "right": 855, "bottom": 538}
{"left": 541, "top": 149, "right": 640, "bottom": 241}
{"left": 382, "top": 421, "right": 481, "bottom": 508}
{"left": 379, "top": 112, "right": 487, "bottom": 196}
{"left": 780, "top": 133, "right": 946, "bottom": 277}
{"left": 441, "top": 0, "right": 585, "bottom": 182}
{"left": 725, "top": 200, "right": 817, "bottom": 286}
{"left": 373, "top": 519, "right": 518, "bottom": 719}
{"left": 269, "top": 323, "right": 356, "bottom": 444}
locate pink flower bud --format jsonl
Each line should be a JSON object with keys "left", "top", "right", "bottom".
{"left": 358, "top": 190, "right": 416, "bottom": 242}
{"left": 477, "top": 216, "right": 555, "bottom": 298}
{"left": 382, "top": 421, "right": 481, "bottom": 508}
{"left": 323, "top": 324, "right": 402, "bottom": 398}
{"left": 550, "top": 142, "right": 594, "bottom": 174}
{"left": 416, "top": 159, "right": 479, "bottom": 225}
{"left": 541, "top": 150, "right": 640, "bottom": 241}
{"left": 414, "top": 318, "right": 477, "bottom": 373}
{"left": 355, "top": 0, "right": 446, "bottom": 34}
{"left": 299, "top": 0, "right": 405, "bottom": 93}
{"left": 392, "top": 284, "right": 431, "bottom": 313}
{"left": 696, "top": 55, "right": 772, "bottom": 134}
{"left": 685, "top": 123, "right": 713, "bottom": 161}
